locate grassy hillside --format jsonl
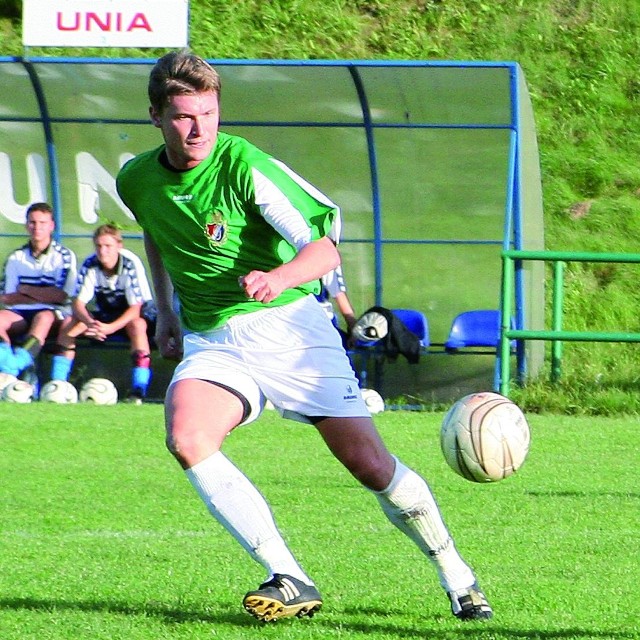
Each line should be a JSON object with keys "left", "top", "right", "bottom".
{"left": 2, "top": 0, "right": 640, "bottom": 410}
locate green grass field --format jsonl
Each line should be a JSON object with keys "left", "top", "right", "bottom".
{"left": 0, "top": 404, "right": 637, "bottom": 640}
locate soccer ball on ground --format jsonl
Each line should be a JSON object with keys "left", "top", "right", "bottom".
{"left": 0, "top": 372, "right": 18, "bottom": 394}
{"left": 79, "top": 378, "right": 118, "bottom": 405}
{"left": 440, "top": 391, "right": 530, "bottom": 483}
{"left": 361, "top": 387, "right": 385, "bottom": 414}
{"left": 2, "top": 380, "right": 35, "bottom": 403}
{"left": 40, "top": 380, "right": 79, "bottom": 404}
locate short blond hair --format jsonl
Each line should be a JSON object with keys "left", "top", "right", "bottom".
{"left": 93, "top": 223, "right": 122, "bottom": 243}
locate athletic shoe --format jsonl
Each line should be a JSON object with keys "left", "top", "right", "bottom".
{"left": 126, "top": 390, "right": 144, "bottom": 405}
{"left": 243, "top": 574, "right": 322, "bottom": 622}
{"left": 448, "top": 582, "right": 493, "bottom": 620}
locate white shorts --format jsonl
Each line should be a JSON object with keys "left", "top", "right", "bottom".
{"left": 171, "top": 295, "right": 369, "bottom": 425}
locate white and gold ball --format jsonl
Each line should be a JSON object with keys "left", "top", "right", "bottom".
{"left": 40, "top": 380, "right": 79, "bottom": 404}
{"left": 79, "top": 378, "right": 118, "bottom": 405}
{"left": 361, "top": 387, "right": 385, "bottom": 414}
{"left": 2, "top": 379, "right": 35, "bottom": 403}
{"left": 440, "top": 391, "right": 530, "bottom": 482}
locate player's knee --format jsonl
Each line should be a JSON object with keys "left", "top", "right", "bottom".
{"left": 343, "top": 451, "right": 395, "bottom": 491}
{"left": 128, "top": 317, "right": 147, "bottom": 333}
{"left": 165, "top": 430, "right": 180, "bottom": 457}
{"left": 166, "top": 417, "right": 223, "bottom": 468}
{"left": 33, "top": 309, "right": 56, "bottom": 325}
{"left": 165, "top": 428, "right": 201, "bottom": 468}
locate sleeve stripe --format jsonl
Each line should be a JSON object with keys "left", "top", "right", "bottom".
{"left": 252, "top": 167, "right": 313, "bottom": 250}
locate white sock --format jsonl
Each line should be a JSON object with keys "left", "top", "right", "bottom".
{"left": 374, "top": 456, "right": 475, "bottom": 592}
{"left": 186, "top": 451, "right": 312, "bottom": 584}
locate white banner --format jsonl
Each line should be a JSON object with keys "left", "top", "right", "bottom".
{"left": 23, "top": 0, "right": 189, "bottom": 48}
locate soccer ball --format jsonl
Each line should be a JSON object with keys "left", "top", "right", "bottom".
{"left": 440, "top": 391, "right": 530, "bottom": 483}
{"left": 352, "top": 310, "right": 389, "bottom": 342}
{"left": 2, "top": 380, "right": 35, "bottom": 403}
{"left": 0, "top": 372, "right": 18, "bottom": 394}
{"left": 40, "top": 380, "right": 79, "bottom": 404}
{"left": 361, "top": 387, "right": 385, "bottom": 414}
{"left": 79, "top": 378, "right": 118, "bottom": 405}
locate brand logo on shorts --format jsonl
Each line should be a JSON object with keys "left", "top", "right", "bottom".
{"left": 204, "top": 210, "right": 227, "bottom": 247}
{"left": 343, "top": 384, "right": 358, "bottom": 401}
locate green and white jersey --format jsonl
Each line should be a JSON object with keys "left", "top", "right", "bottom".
{"left": 116, "top": 132, "right": 340, "bottom": 333}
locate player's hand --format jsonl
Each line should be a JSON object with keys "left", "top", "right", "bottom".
{"left": 85, "top": 320, "right": 108, "bottom": 341}
{"left": 155, "top": 312, "right": 183, "bottom": 360}
{"left": 239, "top": 270, "right": 285, "bottom": 304}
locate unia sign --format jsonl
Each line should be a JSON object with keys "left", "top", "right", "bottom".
{"left": 56, "top": 11, "right": 153, "bottom": 34}
{"left": 22, "top": 0, "right": 189, "bottom": 48}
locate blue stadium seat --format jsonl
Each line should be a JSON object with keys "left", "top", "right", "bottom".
{"left": 444, "top": 309, "right": 511, "bottom": 352}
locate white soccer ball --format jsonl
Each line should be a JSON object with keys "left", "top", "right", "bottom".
{"left": 440, "top": 391, "right": 530, "bottom": 483}
{"left": 352, "top": 311, "right": 389, "bottom": 342}
{"left": 79, "top": 378, "right": 118, "bottom": 405}
{"left": 40, "top": 380, "right": 79, "bottom": 404}
{"left": 361, "top": 387, "right": 385, "bottom": 414}
{"left": 0, "top": 372, "right": 18, "bottom": 394}
{"left": 2, "top": 380, "right": 35, "bottom": 403}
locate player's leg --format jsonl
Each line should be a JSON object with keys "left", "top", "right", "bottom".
{"left": 50, "top": 316, "right": 84, "bottom": 381}
{"left": 250, "top": 296, "right": 491, "bottom": 620}
{"left": 11, "top": 310, "right": 57, "bottom": 385}
{"left": 315, "top": 416, "right": 395, "bottom": 488}
{"left": 315, "top": 416, "right": 492, "bottom": 620}
{"left": 0, "top": 309, "right": 26, "bottom": 372}
{"left": 165, "top": 378, "right": 239, "bottom": 467}
{"left": 125, "top": 317, "right": 152, "bottom": 401}
{"left": 22, "top": 309, "right": 57, "bottom": 345}
{"left": 0, "top": 309, "right": 27, "bottom": 343}
{"left": 167, "top": 377, "right": 320, "bottom": 621}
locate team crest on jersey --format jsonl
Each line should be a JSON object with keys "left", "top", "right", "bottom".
{"left": 204, "top": 210, "right": 227, "bottom": 247}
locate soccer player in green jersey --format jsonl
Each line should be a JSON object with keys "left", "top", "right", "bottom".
{"left": 116, "top": 50, "right": 492, "bottom": 623}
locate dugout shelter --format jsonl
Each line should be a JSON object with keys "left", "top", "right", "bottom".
{"left": 0, "top": 57, "right": 544, "bottom": 402}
